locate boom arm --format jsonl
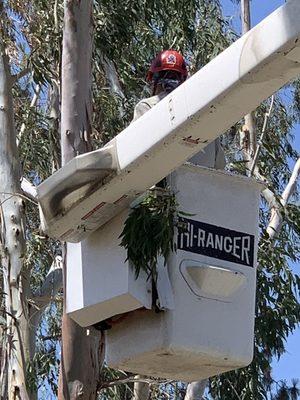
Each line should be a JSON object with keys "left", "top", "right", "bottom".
{"left": 37, "top": 0, "right": 300, "bottom": 242}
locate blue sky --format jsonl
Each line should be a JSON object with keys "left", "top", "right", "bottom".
{"left": 220, "top": 0, "right": 300, "bottom": 386}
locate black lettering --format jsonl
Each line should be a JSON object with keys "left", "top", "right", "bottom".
{"left": 177, "top": 218, "right": 255, "bottom": 268}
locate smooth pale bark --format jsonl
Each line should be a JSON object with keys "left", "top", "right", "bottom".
{"left": 20, "top": 177, "right": 37, "bottom": 201}
{"left": 240, "top": 0, "right": 257, "bottom": 169}
{"left": 132, "top": 376, "right": 150, "bottom": 400}
{"left": 184, "top": 380, "right": 207, "bottom": 400}
{"left": 49, "top": 79, "right": 61, "bottom": 172}
{"left": 267, "top": 157, "right": 300, "bottom": 239}
{"left": 58, "top": 1, "right": 102, "bottom": 399}
{"left": 0, "top": 38, "right": 31, "bottom": 400}
{"left": 60, "top": 0, "right": 92, "bottom": 162}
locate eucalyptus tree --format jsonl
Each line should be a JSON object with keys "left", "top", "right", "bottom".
{"left": 0, "top": 0, "right": 299, "bottom": 399}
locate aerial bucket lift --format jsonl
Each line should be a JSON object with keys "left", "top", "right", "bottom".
{"left": 38, "top": 0, "right": 300, "bottom": 381}
{"left": 67, "top": 164, "right": 263, "bottom": 380}
{"left": 37, "top": 0, "right": 300, "bottom": 243}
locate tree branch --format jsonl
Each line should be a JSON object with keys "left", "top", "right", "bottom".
{"left": 99, "top": 54, "right": 126, "bottom": 118}
{"left": 33, "top": 256, "right": 63, "bottom": 304}
{"left": 100, "top": 375, "right": 171, "bottom": 389}
{"left": 184, "top": 380, "right": 207, "bottom": 400}
{"left": 250, "top": 95, "right": 275, "bottom": 176}
{"left": 12, "top": 67, "right": 31, "bottom": 84}
{"left": 99, "top": 54, "right": 125, "bottom": 100}
{"left": 20, "top": 177, "right": 37, "bottom": 202}
{"left": 17, "top": 83, "right": 40, "bottom": 146}
{"left": 267, "top": 157, "right": 300, "bottom": 239}
{"left": 133, "top": 375, "right": 150, "bottom": 400}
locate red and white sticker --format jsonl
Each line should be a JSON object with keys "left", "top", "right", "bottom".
{"left": 81, "top": 202, "right": 106, "bottom": 221}
{"left": 113, "top": 195, "right": 128, "bottom": 205}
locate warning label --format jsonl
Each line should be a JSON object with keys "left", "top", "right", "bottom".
{"left": 81, "top": 202, "right": 106, "bottom": 221}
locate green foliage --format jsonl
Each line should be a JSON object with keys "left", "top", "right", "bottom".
{"left": 99, "top": 368, "right": 134, "bottom": 400}
{"left": 120, "top": 188, "right": 182, "bottom": 280}
{"left": 26, "top": 304, "right": 61, "bottom": 395}
{"left": 0, "top": 0, "right": 299, "bottom": 398}
{"left": 92, "top": 0, "right": 236, "bottom": 144}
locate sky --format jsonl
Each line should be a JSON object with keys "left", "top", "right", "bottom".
{"left": 220, "top": 0, "right": 300, "bottom": 387}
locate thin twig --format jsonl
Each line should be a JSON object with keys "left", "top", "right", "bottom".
{"left": 249, "top": 95, "right": 275, "bottom": 176}
{"left": 54, "top": 0, "right": 59, "bottom": 32}
{"left": 225, "top": 378, "right": 243, "bottom": 400}
{"left": 0, "top": 191, "right": 38, "bottom": 206}
{"left": 100, "top": 376, "right": 173, "bottom": 389}
{"left": 11, "top": 67, "right": 31, "bottom": 84}
{"left": 17, "top": 83, "right": 40, "bottom": 146}
{"left": 267, "top": 157, "right": 300, "bottom": 239}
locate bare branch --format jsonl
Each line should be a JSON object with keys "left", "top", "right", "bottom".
{"left": 20, "top": 177, "right": 37, "bottom": 202}
{"left": 99, "top": 54, "right": 126, "bottom": 118}
{"left": 17, "top": 83, "right": 40, "bottom": 146}
{"left": 250, "top": 96, "right": 275, "bottom": 176}
{"left": 267, "top": 157, "right": 300, "bottom": 239}
{"left": 184, "top": 380, "right": 207, "bottom": 400}
{"left": 100, "top": 375, "right": 172, "bottom": 389}
{"left": 133, "top": 375, "right": 150, "bottom": 400}
{"left": 11, "top": 67, "right": 31, "bottom": 84}
{"left": 33, "top": 256, "right": 63, "bottom": 304}
{"left": 0, "top": 190, "right": 37, "bottom": 206}
{"left": 99, "top": 54, "right": 125, "bottom": 100}
{"left": 225, "top": 378, "right": 243, "bottom": 400}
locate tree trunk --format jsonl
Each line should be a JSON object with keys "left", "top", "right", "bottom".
{"left": 240, "top": 0, "right": 257, "bottom": 170}
{"left": 58, "top": 1, "right": 103, "bottom": 399}
{"left": 0, "top": 35, "right": 31, "bottom": 400}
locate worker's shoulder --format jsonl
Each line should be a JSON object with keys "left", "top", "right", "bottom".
{"left": 135, "top": 94, "right": 163, "bottom": 110}
{"left": 132, "top": 92, "right": 168, "bottom": 122}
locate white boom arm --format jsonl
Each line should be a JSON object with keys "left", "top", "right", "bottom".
{"left": 38, "top": 0, "right": 300, "bottom": 242}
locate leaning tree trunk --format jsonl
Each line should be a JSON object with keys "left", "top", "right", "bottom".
{"left": 0, "top": 35, "right": 31, "bottom": 400}
{"left": 58, "top": 1, "right": 103, "bottom": 399}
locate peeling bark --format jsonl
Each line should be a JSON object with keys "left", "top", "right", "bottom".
{"left": 58, "top": 1, "right": 103, "bottom": 399}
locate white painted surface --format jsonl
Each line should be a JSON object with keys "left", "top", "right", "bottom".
{"left": 181, "top": 262, "right": 247, "bottom": 299}
{"left": 37, "top": 0, "right": 300, "bottom": 242}
{"left": 66, "top": 209, "right": 152, "bottom": 327}
{"left": 105, "top": 164, "right": 262, "bottom": 381}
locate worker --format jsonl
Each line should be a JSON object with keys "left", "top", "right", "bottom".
{"left": 133, "top": 50, "right": 225, "bottom": 169}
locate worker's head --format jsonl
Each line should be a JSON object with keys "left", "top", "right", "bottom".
{"left": 146, "top": 50, "right": 188, "bottom": 95}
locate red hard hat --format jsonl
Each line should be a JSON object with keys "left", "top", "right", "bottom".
{"left": 146, "top": 50, "right": 188, "bottom": 82}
